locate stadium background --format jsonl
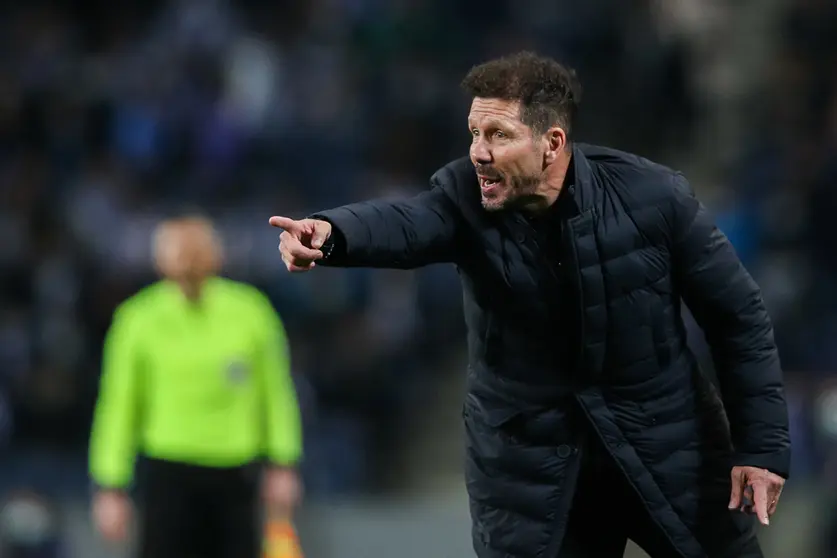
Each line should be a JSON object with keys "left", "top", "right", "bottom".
{"left": 1, "top": 0, "right": 837, "bottom": 556}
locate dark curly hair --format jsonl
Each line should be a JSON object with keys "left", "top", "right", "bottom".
{"left": 460, "top": 51, "right": 582, "bottom": 138}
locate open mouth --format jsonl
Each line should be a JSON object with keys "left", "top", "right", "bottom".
{"left": 478, "top": 174, "right": 503, "bottom": 192}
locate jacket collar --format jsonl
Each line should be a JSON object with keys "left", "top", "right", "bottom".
{"left": 570, "top": 143, "right": 595, "bottom": 214}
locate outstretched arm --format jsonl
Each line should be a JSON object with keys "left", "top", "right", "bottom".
{"left": 670, "top": 173, "right": 791, "bottom": 478}
{"left": 311, "top": 182, "right": 462, "bottom": 269}
{"left": 271, "top": 176, "right": 463, "bottom": 271}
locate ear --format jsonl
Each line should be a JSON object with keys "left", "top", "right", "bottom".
{"left": 543, "top": 126, "right": 567, "bottom": 164}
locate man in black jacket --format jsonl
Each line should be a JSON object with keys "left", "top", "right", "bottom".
{"left": 270, "top": 52, "right": 790, "bottom": 558}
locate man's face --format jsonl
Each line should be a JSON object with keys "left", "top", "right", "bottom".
{"left": 468, "top": 98, "right": 545, "bottom": 211}
{"left": 153, "top": 219, "right": 221, "bottom": 282}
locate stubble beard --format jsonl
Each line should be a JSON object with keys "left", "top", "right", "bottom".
{"left": 481, "top": 173, "right": 542, "bottom": 212}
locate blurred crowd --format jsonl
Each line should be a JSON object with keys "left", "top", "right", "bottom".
{"left": 0, "top": 0, "right": 703, "bottom": 504}
{"left": 1, "top": 0, "right": 835, "bottom": 520}
{"left": 717, "top": 0, "right": 837, "bottom": 484}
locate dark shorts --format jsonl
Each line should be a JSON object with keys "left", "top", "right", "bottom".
{"left": 136, "top": 457, "right": 261, "bottom": 558}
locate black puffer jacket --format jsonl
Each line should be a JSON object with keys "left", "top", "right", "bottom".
{"left": 312, "top": 143, "right": 791, "bottom": 558}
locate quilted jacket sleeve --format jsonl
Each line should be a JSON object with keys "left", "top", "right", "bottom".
{"left": 669, "top": 172, "right": 791, "bottom": 478}
{"left": 310, "top": 178, "right": 463, "bottom": 269}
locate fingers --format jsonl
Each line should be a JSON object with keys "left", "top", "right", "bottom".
{"left": 285, "top": 260, "right": 316, "bottom": 272}
{"left": 278, "top": 231, "right": 322, "bottom": 272}
{"left": 273, "top": 217, "right": 327, "bottom": 272}
{"left": 269, "top": 216, "right": 299, "bottom": 231}
{"left": 280, "top": 231, "right": 323, "bottom": 260}
{"left": 729, "top": 467, "right": 785, "bottom": 525}
{"left": 739, "top": 485, "right": 754, "bottom": 514}
{"left": 93, "top": 494, "right": 131, "bottom": 542}
{"left": 263, "top": 468, "right": 303, "bottom": 514}
{"left": 751, "top": 481, "right": 770, "bottom": 526}
{"left": 310, "top": 220, "right": 332, "bottom": 249}
{"left": 767, "top": 482, "right": 783, "bottom": 516}
{"left": 101, "top": 516, "right": 128, "bottom": 542}
{"left": 279, "top": 249, "right": 317, "bottom": 272}
{"left": 767, "top": 492, "right": 780, "bottom": 516}
{"left": 728, "top": 469, "right": 744, "bottom": 510}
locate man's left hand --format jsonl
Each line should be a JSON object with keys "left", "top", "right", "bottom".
{"left": 728, "top": 466, "right": 785, "bottom": 526}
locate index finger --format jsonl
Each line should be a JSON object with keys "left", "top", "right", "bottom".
{"left": 752, "top": 482, "right": 770, "bottom": 526}
{"left": 269, "top": 216, "right": 299, "bottom": 231}
{"left": 729, "top": 470, "right": 745, "bottom": 510}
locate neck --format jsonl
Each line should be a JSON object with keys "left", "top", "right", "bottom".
{"left": 178, "top": 279, "right": 204, "bottom": 302}
{"left": 521, "top": 151, "right": 572, "bottom": 214}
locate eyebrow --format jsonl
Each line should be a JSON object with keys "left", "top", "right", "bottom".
{"left": 468, "top": 118, "right": 508, "bottom": 130}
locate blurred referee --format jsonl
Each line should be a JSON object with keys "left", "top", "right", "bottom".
{"left": 88, "top": 215, "right": 303, "bottom": 558}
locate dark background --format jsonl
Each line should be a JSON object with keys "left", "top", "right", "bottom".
{"left": 1, "top": 0, "right": 836, "bottom": 556}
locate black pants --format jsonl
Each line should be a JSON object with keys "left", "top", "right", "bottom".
{"left": 137, "top": 457, "right": 261, "bottom": 558}
{"left": 559, "top": 453, "right": 681, "bottom": 557}
{"left": 558, "top": 438, "right": 763, "bottom": 558}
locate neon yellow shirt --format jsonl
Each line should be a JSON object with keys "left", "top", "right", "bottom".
{"left": 89, "top": 277, "right": 302, "bottom": 488}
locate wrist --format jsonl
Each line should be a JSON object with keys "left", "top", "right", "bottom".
{"left": 266, "top": 462, "right": 298, "bottom": 472}
{"left": 91, "top": 481, "right": 129, "bottom": 496}
{"left": 307, "top": 216, "right": 343, "bottom": 261}
{"left": 320, "top": 235, "right": 336, "bottom": 260}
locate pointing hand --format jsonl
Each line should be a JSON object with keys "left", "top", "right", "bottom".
{"left": 269, "top": 216, "right": 333, "bottom": 272}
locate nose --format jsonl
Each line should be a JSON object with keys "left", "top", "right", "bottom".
{"left": 470, "top": 138, "right": 491, "bottom": 166}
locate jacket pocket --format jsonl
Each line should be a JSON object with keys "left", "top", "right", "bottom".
{"left": 463, "top": 393, "right": 523, "bottom": 428}
{"left": 463, "top": 395, "right": 526, "bottom": 461}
